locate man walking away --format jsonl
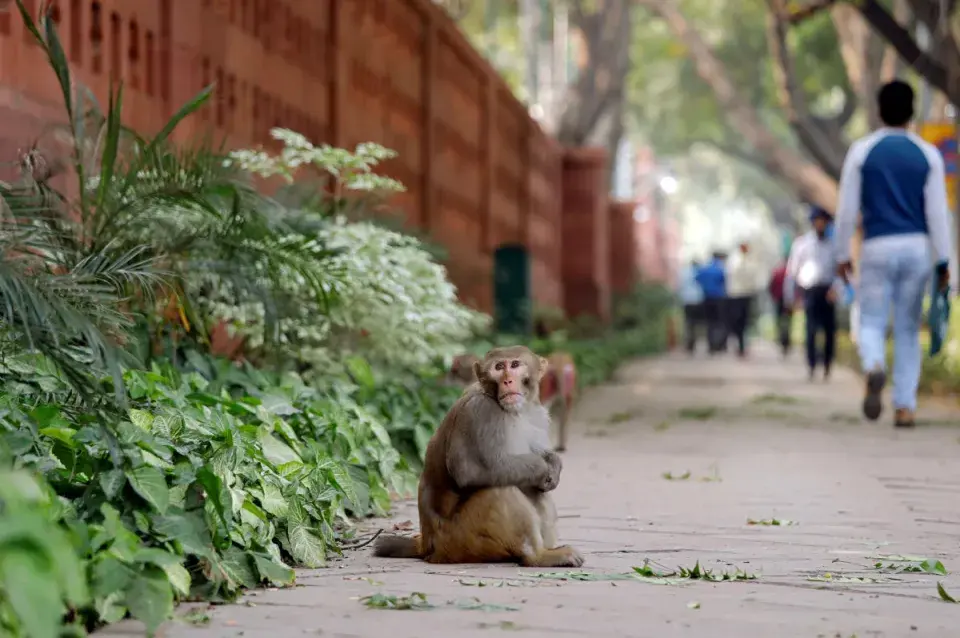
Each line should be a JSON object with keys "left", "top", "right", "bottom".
{"left": 678, "top": 259, "right": 705, "bottom": 354}
{"left": 726, "top": 239, "right": 764, "bottom": 358}
{"left": 834, "top": 80, "right": 953, "bottom": 428}
{"left": 695, "top": 252, "right": 727, "bottom": 354}
{"left": 768, "top": 255, "right": 792, "bottom": 357}
{"left": 785, "top": 206, "right": 841, "bottom": 381}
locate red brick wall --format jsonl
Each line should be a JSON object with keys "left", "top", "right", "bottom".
{"left": 0, "top": 0, "right": 564, "bottom": 314}
{"left": 637, "top": 215, "right": 680, "bottom": 287}
{"left": 561, "top": 147, "right": 610, "bottom": 321}
{"left": 608, "top": 200, "right": 639, "bottom": 295}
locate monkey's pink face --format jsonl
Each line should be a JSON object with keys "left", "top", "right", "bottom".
{"left": 488, "top": 357, "right": 531, "bottom": 411}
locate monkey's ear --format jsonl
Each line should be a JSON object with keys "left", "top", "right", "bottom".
{"left": 538, "top": 356, "right": 549, "bottom": 381}
{"left": 472, "top": 360, "right": 483, "bottom": 382}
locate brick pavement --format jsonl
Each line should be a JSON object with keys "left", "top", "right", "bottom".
{"left": 98, "top": 344, "right": 960, "bottom": 638}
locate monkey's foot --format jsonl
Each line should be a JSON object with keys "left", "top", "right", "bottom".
{"left": 523, "top": 545, "right": 584, "bottom": 568}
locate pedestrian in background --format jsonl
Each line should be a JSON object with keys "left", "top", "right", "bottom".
{"left": 785, "top": 206, "right": 841, "bottom": 381}
{"left": 695, "top": 251, "right": 727, "bottom": 354}
{"left": 678, "top": 259, "right": 705, "bottom": 354}
{"left": 768, "top": 253, "right": 793, "bottom": 357}
{"left": 725, "top": 239, "right": 764, "bottom": 358}
{"left": 834, "top": 79, "right": 953, "bottom": 428}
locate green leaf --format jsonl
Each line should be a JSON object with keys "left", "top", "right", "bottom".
{"left": 144, "top": 85, "right": 214, "bottom": 156}
{"left": 251, "top": 552, "right": 296, "bottom": 586}
{"left": 361, "top": 592, "right": 434, "bottom": 610}
{"left": 0, "top": 549, "right": 63, "bottom": 638}
{"left": 129, "top": 408, "right": 156, "bottom": 430}
{"left": 345, "top": 356, "right": 376, "bottom": 390}
{"left": 96, "top": 82, "right": 124, "bottom": 211}
{"left": 38, "top": 426, "right": 77, "bottom": 446}
{"left": 99, "top": 469, "right": 127, "bottom": 499}
{"left": 921, "top": 560, "right": 948, "bottom": 575}
{"left": 96, "top": 591, "right": 128, "bottom": 624}
{"left": 30, "top": 404, "right": 69, "bottom": 429}
{"left": 92, "top": 555, "right": 135, "bottom": 599}
{"left": 195, "top": 466, "right": 230, "bottom": 530}
{"left": 125, "top": 566, "right": 175, "bottom": 636}
{"left": 216, "top": 546, "right": 258, "bottom": 590}
{"left": 938, "top": 582, "right": 958, "bottom": 603}
{"left": 325, "top": 462, "right": 359, "bottom": 511}
{"left": 260, "top": 431, "right": 301, "bottom": 466}
{"left": 136, "top": 547, "right": 190, "bottom": 596}
{"left": 151, "top": 512, "right": 212, "bottom": 557}
{"left": 287, "top": 502, "right": 326, "bottom": 567}
{"left": 126, "top": 466, "right": 170, "bottom": 514}
{"left": 258, "top": 482, "right": 289, "bottom": 518}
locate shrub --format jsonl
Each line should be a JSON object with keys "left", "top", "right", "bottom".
{"left": 1, "top": 6, "right": 345, "bottom": 398}
{"left": 0, "top": 348, "right": 458, "bottom": 636}
{"left": 212, "top": 128, "right": 490, "bottom": 375}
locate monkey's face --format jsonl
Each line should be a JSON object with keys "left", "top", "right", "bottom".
{"left": 474, "top": 347, "right": 548, "bottom": 412}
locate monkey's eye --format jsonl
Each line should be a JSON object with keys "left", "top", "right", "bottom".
{"left": 510, "top": 360, "right": 520, "bottom": 369}
{"left": 494, "top": 361, "right": 505, "bottom": 371}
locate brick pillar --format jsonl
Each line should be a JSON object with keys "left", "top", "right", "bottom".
{"left": 561, "top": 147, "right": 610, "bottom": 322}
{"left": 608, "top": 199, "right": 639, "bottom": 296}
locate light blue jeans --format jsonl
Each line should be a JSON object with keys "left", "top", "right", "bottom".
{"left": 857, "top": 234, "right": 931, "bottom": 411}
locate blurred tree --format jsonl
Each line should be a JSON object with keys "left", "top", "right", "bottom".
{"left": 787, "top": 0, "right": 960, "bottom": 106}
{"left": 554, "top": 0, "right": 636, "bottom": 181}
{"left": 633, "top": 0, "right": 840, "bottom": 210}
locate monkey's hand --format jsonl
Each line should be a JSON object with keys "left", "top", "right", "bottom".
{"left": 539, "top": 451, "right": 562, "bottom": 492}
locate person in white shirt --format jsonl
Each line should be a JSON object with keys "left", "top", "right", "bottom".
{"left": 725, "top": 239, "right": 765, "bottom": 357}
{"left": 834, "top": 80, "right": 953, "bottom": 428}
{"left": 785, "top": 206, "right": 844, "bottom": 381}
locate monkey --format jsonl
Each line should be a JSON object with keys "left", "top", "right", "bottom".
{"left": 374, "top": 345, "right": 584, "bottom": 568}
{"left": 544, "top": 351, "right": 577, "bottom": 452}
{"left": 447, "top": 353, "right": 480, "bottom": 386}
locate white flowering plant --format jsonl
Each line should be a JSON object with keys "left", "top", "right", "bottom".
{"left": 203, "top": 130, "right": 490, "bottom": 374}
{"left": 226, "top": 128, "right": 407, "bottom": 198}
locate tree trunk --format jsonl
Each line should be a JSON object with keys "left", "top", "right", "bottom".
{"left": 767, "top": 0, "right": 850, "bottom": 179}
{"left": 831, "top": 3, "right": 883, "bottom": 129}
{"left": 554, "top": 0, "right": 634, "bottom": 187}
{"left": 788, "top": 0, "right": 960, "bottom": 104}
{"left": 637, "top": 0, "right": 839, "bottom": 211}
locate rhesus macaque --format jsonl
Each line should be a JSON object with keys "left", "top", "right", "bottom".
{"left": 544, "top": 351, "right": 576, "bottom": 452}
{"left": 374, "top": 346, "right": 583, "bottom": 567}
{"left": 447, "top": 353, "right": 480, "bottom": 386}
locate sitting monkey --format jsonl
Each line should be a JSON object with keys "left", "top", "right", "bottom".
{"left": 374, "top": 346, "right": 584, "bottom": 567}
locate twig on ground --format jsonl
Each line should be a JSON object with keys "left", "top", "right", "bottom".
{"left": 342, "top": 528, "right": 384, "bottom": 551}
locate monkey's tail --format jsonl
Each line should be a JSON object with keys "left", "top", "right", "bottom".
{"left": 373, "top": 533, "right": 425, "bottom": 559}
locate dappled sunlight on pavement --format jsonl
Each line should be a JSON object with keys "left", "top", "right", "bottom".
{"left": 99, "top": 343, "right": 960, "bottom": 638}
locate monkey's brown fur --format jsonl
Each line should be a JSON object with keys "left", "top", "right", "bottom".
{"left": 374, "top": 346, "right": 583, "bottom": 567}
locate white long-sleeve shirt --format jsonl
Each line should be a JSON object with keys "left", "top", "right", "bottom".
{"left": 834, "top": 127, "right": 953, "bottom": 266}
{"left": 783, "top": 230, "right": 842, "bottom": 306}
{"left": 725, "top": 250, "right": 765, "bottom": 298}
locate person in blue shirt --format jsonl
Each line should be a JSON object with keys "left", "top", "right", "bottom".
{"left": 695, "top": 252, "right": 727, "bottom": 354}
{"left": 678, "top": 259, "right": 705, "bottom": 353}
{"left": 834, "top": 80, "right": 953, "bottom": 428}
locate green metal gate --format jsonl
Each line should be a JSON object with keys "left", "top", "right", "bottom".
{"left": 493, "top": 244, "right": 532, "bottom": 336}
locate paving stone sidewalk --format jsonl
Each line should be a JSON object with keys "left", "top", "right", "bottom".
{"left": 99, "top": 343, "right": 960, "bottom": 638}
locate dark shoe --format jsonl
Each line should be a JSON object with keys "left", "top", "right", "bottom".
{"left": 823, "top": 367, "right": 831, "bottom": 381}
{"left": 862, "top": 369, "right": 887, "bottom": 421}
{"left": 894, "top": 408, "right": 915, "bottom": 428}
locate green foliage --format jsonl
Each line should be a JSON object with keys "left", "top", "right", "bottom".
{"left": 0, "top": 347, "right": 460, "bottom": 635}
{"left": 2, "top": 3, "right": 347, "bottom": 400}
{"left": 203, "top": 129, "right": 490, "bottom": 376}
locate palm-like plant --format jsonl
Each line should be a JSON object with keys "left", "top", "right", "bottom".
{"left": 0, "top": 1, "right": 345, "bottom": 399}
